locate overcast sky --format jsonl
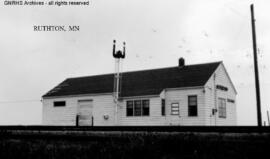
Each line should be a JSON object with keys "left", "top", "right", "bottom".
{"left": 0, "top": 0, "right": 269, "bottom": 125}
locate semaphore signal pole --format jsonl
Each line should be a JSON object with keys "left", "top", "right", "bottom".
{"left": 250, "top": 4, "right": 262, "bottom": 127}
{"left": 112, "top": 40, "right": 126, "bottom": 125}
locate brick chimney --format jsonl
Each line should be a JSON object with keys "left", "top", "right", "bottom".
{"left": 178, "top": 57, "right": 185, "bottom": 67}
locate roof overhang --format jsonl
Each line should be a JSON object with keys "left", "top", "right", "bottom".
{"left": 119, "top": 94, "right": 160, "bottom": 100}
{"left": 164, "top": 86, "right": 204, "bottom": 92}
{"left": 42, "top": 92, "right": 113, "bottom": 100}
{"left": 43, "top": 86, "right": 206, "bottom": 100}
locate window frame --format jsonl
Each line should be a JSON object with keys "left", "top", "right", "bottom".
{"left": 126, "top": 99, "right": 150, "bottom": 117}
{"left": 53, "top": 101, "right": 66, "bottom": 107}
{"left": 142, "top": 100, "right": 150, "bottom": 116}
{"left": 134, "top": 100, "right": 142, "bottom": 116}
{"left": 161, "top": 99, "right": 166, "bottom": 116}
{"left": 188, "top": 95, "right": 198, "bottom": 117}
{"left": 227, "top": 98, "right": 235, "bottom": 103}
{"left": 171, "top": 103, "right": 179, "bottom": 115}
{"left": 218, "top": 98, "right": 226, "bottom": 118}
{"left": 126, "top": 100, "right": 134, "bottom": 116}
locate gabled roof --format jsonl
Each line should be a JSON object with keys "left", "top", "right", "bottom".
{"left": 42, "top": 61, "right": 221, "bottom": 98}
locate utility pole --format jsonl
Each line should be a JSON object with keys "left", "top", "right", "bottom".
{"left": 250, "top": 4, "right": 262, "bottom": 127}
{"left": 267, "top": 110, "right": 270, "bottom": 126}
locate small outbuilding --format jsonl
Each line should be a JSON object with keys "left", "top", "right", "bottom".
{"left": 42, "top": 59, "right": 237, "bottom": 126}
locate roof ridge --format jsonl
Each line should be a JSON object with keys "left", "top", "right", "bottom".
{"left": 68, "top": 72, "right": 114, "bottom": 80}
{"left": 68, "top": 61, "right": 222, "bottom": 80}
{"left": 122, "top": 61, "right": 222, "bottom": 74}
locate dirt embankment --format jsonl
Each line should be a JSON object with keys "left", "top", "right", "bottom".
{"left": 0, "top": 130, "right": 270, "bottom": 159}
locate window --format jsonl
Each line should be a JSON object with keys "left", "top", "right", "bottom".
{"left": 126, "top": 99, "right": 150, "bottom": 116}
{"left": 142, "top": 100, "right": 149, "bottom": 116}
{"left": 227, "top": 99, "right": 235, "bottom": 103}
{"left": 188, "top": 95, "right": 197, "bottom": 116}
{"left": 134, "top": 100, "right": 142, "bottom": 116}
{"left": 161, "top": 99, "right": 165, "bottom": 116}
{"left": 171, "top": 103, "right": 179, "bottom": 115}
{"left": 54, "top": 101, "right": 66, "bottom": 107}
{"left": 216, "top": 85, "right": 228, "bottom": 91}
{"left": 126, "top": 101, "right": 133, "bottom": 116}
{"left": 218, "top": 98, "right": 226, "bottom": 118}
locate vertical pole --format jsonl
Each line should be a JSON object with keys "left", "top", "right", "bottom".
{"left": 213, "top": 73, "right": 217, "bottom": 126}
{"left": 267, "top": 110, "right": 270, "bottom": 126}
{"left": 91, "top": 116, "right": 94, "bottom": 127}
{"left": 76, "top": 115, "right": 79, "bottom": 127}
{"left": 114, "top": 58, "right": 120, "bottom": 125}
{"left": 250, "top": 4, "right": 262, "bottom": 127}
{"left": 116, "top": 59, "right": 120, "bottom": 101}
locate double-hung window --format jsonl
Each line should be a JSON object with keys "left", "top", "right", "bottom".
{"left": 218, "top": 98, "right": 226, "bottom": 118}
{"left": 188, "top": 96, "right": 198, "bottom": 116}
{"left": 134, "top": 100, "right": 142, "bottom": 116}
{"left": 142, "top": 100, "right": 150, "bottom": 116}
{"left": 126, "top": 101, "right": 134, "bottom": 116}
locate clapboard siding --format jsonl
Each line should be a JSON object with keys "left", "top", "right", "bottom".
{"left": 42, "top": 99, "right": 76, "bottom": 125}
{"left": 165, "top": 88, "right": 206, "bottom": 125}
{"left": 42, "top": 63, "right": 237, "bottom": 126}
{"left": 118, "top": 88, "right": 206, "bottom": 126}
{"left": 42, "top": 95, "right": 115, "bottom": 126}
{"left": 204, "top": 75, "right": 216, "bottom": 126}
{"left": 204, "top": 63, "right": 237, "bottom": 126}
{"left": 93, "top": 95, "right": 115, "bottom": 126}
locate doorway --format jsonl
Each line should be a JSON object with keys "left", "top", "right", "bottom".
{"left": 77, "top": 100, "right": 93, "bottom": 126}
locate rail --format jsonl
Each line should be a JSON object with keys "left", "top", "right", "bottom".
{"left": 0, "top": 126, "right": 270, "bottom": 133}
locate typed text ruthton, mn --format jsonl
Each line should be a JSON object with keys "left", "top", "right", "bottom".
{"left": 33, "top": 25, "right": 80, "bottom": 32}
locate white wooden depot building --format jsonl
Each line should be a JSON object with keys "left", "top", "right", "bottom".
{"left": 42, "top": 59, "right": 237, "bottom": 126}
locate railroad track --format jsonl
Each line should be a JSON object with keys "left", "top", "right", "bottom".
{"left": 0, "top": 126, "right": 270, "bottom": 133}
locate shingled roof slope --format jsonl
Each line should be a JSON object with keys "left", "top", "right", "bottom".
{"left": 43, "top": 61, "right": 221, "bottom": 98}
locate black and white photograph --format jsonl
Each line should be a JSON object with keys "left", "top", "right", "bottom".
{"left": 0, "top": 0, "right": 270, "bottom": 158}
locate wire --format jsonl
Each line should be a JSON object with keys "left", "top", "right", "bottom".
{"left": 0, "top": 99, "right": 41, "bottom": 104}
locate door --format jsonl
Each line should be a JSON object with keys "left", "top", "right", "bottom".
{"left": 78, "top": 100, "right": 93, "bottom": 126}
